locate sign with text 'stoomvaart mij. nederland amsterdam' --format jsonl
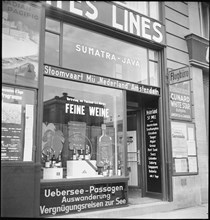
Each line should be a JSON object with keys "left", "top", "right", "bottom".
{"left": 44, "top": 64, "right": 160, "bottom": 96}
{"left": 46, "top": 1, "right": 165, "bottom": 45}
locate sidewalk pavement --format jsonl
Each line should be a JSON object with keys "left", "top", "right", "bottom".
{"left": 125, "top": 203, "right": 209, "bottom": 219}
{"left": 49, "top": 203, "right": 208, "bottom": 219}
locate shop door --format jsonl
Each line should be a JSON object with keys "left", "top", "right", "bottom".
{"left": 127, "top": 109, "right": 142, "bottom": 189}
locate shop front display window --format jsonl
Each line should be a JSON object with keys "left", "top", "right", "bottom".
{"left": 41, "top": 77, "right": 124, "bottom": 180}
{"left": 1, "top": 85, "right": 36, "bottom": 162}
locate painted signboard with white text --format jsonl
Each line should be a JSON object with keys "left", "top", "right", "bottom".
{"left": 46, "top": 1, "right": 165, "bottom": 45}
{"left": 40, "top": 182, "right": 127, "bottom": 216}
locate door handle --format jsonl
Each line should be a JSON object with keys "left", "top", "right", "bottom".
{"left": 137, "top": 149, "right": 140, "bottom": 165}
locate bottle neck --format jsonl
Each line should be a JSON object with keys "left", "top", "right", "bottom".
{"left": 102, "top": 128, "right": 106, "bottom": 136}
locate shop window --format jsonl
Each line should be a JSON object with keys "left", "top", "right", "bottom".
{"left": 2, "top": 1, "right": 41, "bottom": 88}
{"left": 199, "top": 2, "right": 209, "bottom": 39}
{"left": 41, "top": 77, "right": 124, "bottom": 180}
{"left": 114, "top": 1, "right": 160, "bottom": 21}
{"left": 1, "top": 85, "right": 36, "bottom": 162}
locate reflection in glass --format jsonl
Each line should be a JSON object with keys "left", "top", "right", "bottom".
{"left": 46, "top": 18, "right": 60, "bottom": 33}
{"left": 62, "top": 23, "right": 148, "bottom": 84}
{"left": 149, "top": 2, "right": 159, "bottom": 20}
{"left": 149, "top": 61, "right": 158, "bottom": 86}
{"left": 45, "top": 32, "right": 60, "bottom": 66}
{"left": 42, "top": 77, "right": 124, "bottom": 179}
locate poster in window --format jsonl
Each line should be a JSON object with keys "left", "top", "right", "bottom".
{"left": 23, "top": 104, "right": 34, "bottom": 161}
{"left": 171, "top": 121, "right": 198, "bottom": 175}
{"left": 2, "top": 86, "right": 35, "bottom": 161}
{"left": 171, "top": 122, "right": 188, "bottom": 157}
{"left": 174, "top": 158, "right": 188, "bottom": 173}
{"left": 2, "top": 99, "right": 23, "bottom": 161}
{"left": 188, "top": 157, "right": 198, "bottom": 173}
{"left": 2, "top": 1, "right": 41, "bottom": 87}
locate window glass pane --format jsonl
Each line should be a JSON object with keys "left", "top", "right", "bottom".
{"left": 62, "top": 23, "right": 148, "bottom": 85}
{"left": 42, "top": 77, "right": 124, "bottom": 179}
{"left": 201, "top": 3, "right": 209, "bottom": 38}
{"left": 149, "top": 2, "right": 159, "bottom": 20}
{"left": 123, "top": 1, "right": 148, "bottom": 16}
{"left": 2, "top": 1, "right": 41, "bottom": 88}
{"left": 149, "top": 50, "right": 158, "bottom": 61}
{"left": 149, "top": 61, "right": 159, "bottom": 86}
{"left": 2, "top": 85, "right": 35, "bottom": 161}
{"left": 46, "top": 18, "right": 60, "bottom": 33}
{"left": 45, "top": 32, "right": 59, "bottom": 65}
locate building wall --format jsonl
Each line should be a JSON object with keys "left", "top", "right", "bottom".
{"left": 191, "top": 67, "right": 208, "bottom": 203}
{"left": 164, "top": 2, "right": 208, "bottom": 206}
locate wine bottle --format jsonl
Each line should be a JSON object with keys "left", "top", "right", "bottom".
{"left": 45, "top": 151, "right": 50, "bottom": 168}
{"left": 79, "top": 148, "right": 84, "bottom": 160}
{"left": 109, "top": 162, "right": 113, "bottom": 177}
{"left": 117, "top": 160, "right": 122, "bottom": 176}
{"left": 73, "top": 148, "right": 77, "bottom": 160}
{"left": 51, "top": 151, "right": 56, "bottom": 168}
{"left": 85, "top": 145, "right": 91, "bottom": 160}
{"left": 56, "top": 151, "right": 62, "bottom": 167}
{"left": 98, "top": 124, "right": 112, "bottom": 165}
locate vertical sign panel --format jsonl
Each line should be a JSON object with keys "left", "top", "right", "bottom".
{"left": 145, "top": 108, "right": 162, "bottom": 193}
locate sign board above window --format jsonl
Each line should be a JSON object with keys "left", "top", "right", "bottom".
{"left": 45, "top": 1, "right": 165, "bottom": 45}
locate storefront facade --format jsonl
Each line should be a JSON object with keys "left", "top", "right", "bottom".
{"left": 1, "top": 1, "right": 208, "bottom": 218}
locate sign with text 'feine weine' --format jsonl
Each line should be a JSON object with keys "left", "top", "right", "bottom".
{"left": 46, "top": 1, "right": 165, "bottom": 45}
{"left": 40, "top": 182, "right": 127, "bottom": 216}
{"left": 44, "top": 64, "right": 160, "bottom": 96}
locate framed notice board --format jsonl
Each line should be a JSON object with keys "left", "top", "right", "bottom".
{"left": 171, "top": 121, "right": 198, "bottom": 175}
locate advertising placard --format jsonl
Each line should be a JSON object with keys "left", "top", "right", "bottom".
{"left": 171, "top": 121, "right": 198, "bottom": 175}
{"left": 1, "top": 86, "right": 35, "bottom": 161}
{"left": 169, "top": 81, "right": 192, "bottom": 121}
{"left": 40, "top": 182, "right": 127, "bottom": 216}
{"left": 145, "top": 108, "right": 162, "bottom": 193}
